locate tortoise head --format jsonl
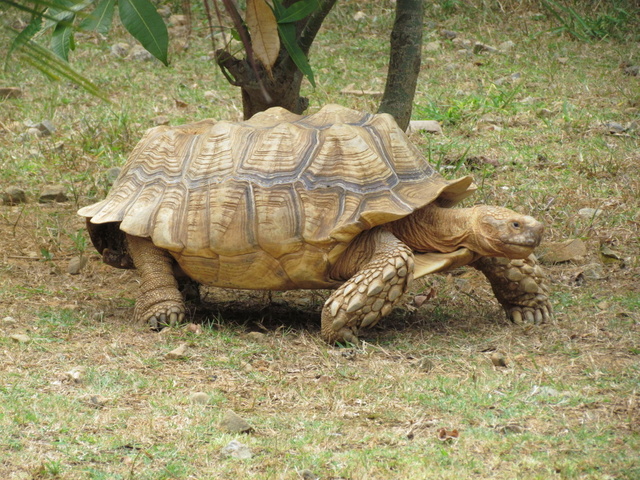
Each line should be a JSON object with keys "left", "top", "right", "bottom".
{"left": 471, "top": 206, "right": 544, "bottom": 259}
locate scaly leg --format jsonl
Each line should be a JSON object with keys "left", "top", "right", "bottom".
{"left": 126, "top": 234, "right": 186, "bottom": 329}
{"left": 473, "top": 254, "right": 552, "bottom": 324}
{"left": 321, "top": 230, "right": 414, "bottom": 343}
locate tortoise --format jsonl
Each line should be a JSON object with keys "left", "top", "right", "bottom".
{"left": 78, "top": 104, "right": 552, "bottom": 343}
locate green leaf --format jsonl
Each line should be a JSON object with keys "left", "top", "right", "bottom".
{"left": 51, "top": 21, "right": 74, "bottom": 61}
{"left": 16, "top": 39, "right": 108, "bottom": 100}
{"left": 80, "top": 0, "right": 115, "bottom": 34}
{"left": 118, "top": 0, "right": 169, "bottom": 65}
{"left": 276, "top": 0, "right": 319, "bottom": 23}
{"left": 277, "top": 21, "right": 315, "bottom": 87}
{"left": 6, "top": 14, "right": 43, "bottom": 62}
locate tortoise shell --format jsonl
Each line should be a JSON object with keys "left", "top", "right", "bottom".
{"left": 79, "top": 104, "right": 475, "bottom": 289}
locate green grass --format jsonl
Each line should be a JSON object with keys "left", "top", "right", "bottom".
{"left": 1, "top": 0, "right": 640, "bottom": 478}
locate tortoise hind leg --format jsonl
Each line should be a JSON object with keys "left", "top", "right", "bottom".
{"left": 126, "top": 234, "right": 186, "bottom": 329}
{"left": 473, "top": 255, "right": 552, "bottom": 324}
{"left": 321, "top": 230, "right": 414, "bottom": 344}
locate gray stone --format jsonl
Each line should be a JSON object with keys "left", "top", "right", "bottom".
{"left": 36, "top": 120, "right": 56, "bottom": 136}
{"left": 221, "top": 440, "right": 252, "bottom": 459}
{"left": 2, "top": 186, "right": 27, "bottom": 205}
{"left": 67, "top": 256, "right": 88, "bottom": 275}
{"left": 538, "top": 239, "right": 587, "bottom": 264}
{"left": 440, "top": 29, "right": 457, "bottom": 40}
{"left": 499, "top": 40, "right": 516, "bottom": 52}
{"left": 473, "top": 42, "right": 498, "bottom": 54}
{"left": 577, "top": 208, "right": 602, "bottom": 219}
{"left": 219, "top": 409, "right": 253, "bottom": 433}
{"left": 38, "top": 185, "right": 68, "bottom": 203}
{"left": 111, "top": 43, "right": 130, "bottom": 58}
{"left": 128, "top": 45, "right": 155, "bottom": 61}
{"left": 407, "top": 120, "right": 442, "bottom": 135}
{"left": 10, "top": 334, "right": 31, "bottom": 343}
{"left": 189, "top": 392, "right": 210, "bottom": 405}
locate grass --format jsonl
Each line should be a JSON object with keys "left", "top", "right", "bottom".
{"left": 1, "top": 0, "right": 640, "bottom": 478}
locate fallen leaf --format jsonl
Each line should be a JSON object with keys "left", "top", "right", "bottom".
{"left": 246, "top": 0, "right": 279, "bottom": 76}
{"left": 437, "top": 428, "right": 459, "bottom": 441}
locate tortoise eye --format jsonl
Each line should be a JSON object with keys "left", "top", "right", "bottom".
{"left": 512, "top": 221, "right": 521, "bottom": 228}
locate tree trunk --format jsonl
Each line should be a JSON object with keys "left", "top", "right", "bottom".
{"left": 216, "top": 0, "right": 337, "bottom": 119}
{"left": 377, "top": 0, "right": 425, "bottom": 131}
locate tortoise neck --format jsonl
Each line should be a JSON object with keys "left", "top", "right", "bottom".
{"left": 389, "top": 205, "right": 477, "bottom": 253}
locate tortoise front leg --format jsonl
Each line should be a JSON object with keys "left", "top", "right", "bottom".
{"left": 473, "top": 255, "right": 552, "bottom": 324}
{"left": 321, "top": 231, "right": 414, "bottom": 344}
{"left": 126, "top": 234, "right": 186, "bottom": 329}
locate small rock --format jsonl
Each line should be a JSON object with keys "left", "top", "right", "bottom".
{"left": 111, "top": 43, "right": 131, "bottom": 57}
{"left": 531, "top": 385, "right": 560, "bottom": 397}
{"left": 157, "top": 5, "right": 172, "bottom": 17}
{"left": 67, "top": 256, "right": 88, "bottom": 275}
{"left": 0, "top": 87, "right": 23, "bottom": 99}
{"left": 440, "top": 29, "right": 457, "bottom": 40}
{"left": 168, "top": 14, "right": 188, "bottom": 26}
{"left": 2, "top": 186, "right": 27, "bottom": 205}
{"left": 165, "top": 343, "right": 188, "bottom": 359}
{"left": 495, "top": 423, "right": 525, "bottom": 434}
{"left": 300, "top": 470, "right": 320, "bottom": 480}
{"left": 602, "top": 121, "right": 626, "bottom": 134}
{"left": 538, "top": 239, "right": 587, "bottom": 264}
{"left": 219, "top": 409, "right": 254, "bottom": 434}
{"left": 493, "top": 72, "right": 521, "bottom": 86}
{"left": 221, "top": 440, "right": 252, "bottom": 459}
{"left": 490, "top": 352, "right": 507, "bottom": 367}
{"left": 622, "top": 64, "right": 639, "bottom": 76}
{"left": 189, "top": 392, "right": 210, "bottom": 405}
{"left": 9, "top": 334, "right": 31, "bottom": 343}
{"left": 38, "top": 185, "right": 68, "bottom": 203}
{"left": 2, "top": 316, "right": 17, "bottom": 325}
{"left": 186, "top": 323, "right": 203, "bottom": 335}
{"left": 352, "top": 11, "right": 366, "bottom": 21}
{"left": 577, "top": 208, "right": 602, "bottom": 219}
{"left": 203, "top": 90, "right": 217, "bottom": 101}
{"left": 36, "top": 120, "right": 56, "bottom": 136}
{"left": 424, "top": 41, "right": 441, "bottom": 52}
{"left": 407, "top": 120, "right": 442, "bottom": 135}
{"left": 473, "top": 42, "right": 498, "bottom": 54}
{"left": 580, "top": 263, "right": 605, "bottom": 280}
{"left": 64, "top": 367, "right": 86, "bottom": 383}
{"left": 498, "top": 40, "right": 516, "bottom": 52}
{"left": 127, "top": 45, "right": 155, "bottom": 61}
{"left": 83, "top": 394, "right": 109, "bottom": 407}
{"left": 153, "top": 115, "right": 170, "bottom": 126}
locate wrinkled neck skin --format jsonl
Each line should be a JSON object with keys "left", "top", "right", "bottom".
{"left": 387, "top": 204, "right": 480, "bottom": 254}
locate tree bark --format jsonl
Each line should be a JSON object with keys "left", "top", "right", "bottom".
{"left": 216, "top": 0, "right": 337, "bottom": 119}
{"left": 377, "top": 0, "right": 425, "bottom": 131}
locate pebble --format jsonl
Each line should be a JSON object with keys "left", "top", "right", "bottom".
{"left": 111, "top": 43, "right": 131, "bottom": 58}
{"left": 38, "top": 185, "right": 68, "bottom": 203}
{"left": 473, "top": 42, "right": 498, "bottom": 54}
{"left": 153, "top": 115, "right": 170, "bottom": 126}
{"left": 499, "top": 40, "right": 516, "bottom": 51}
{"left": 10, "top": 334, "right": 31, "bottom": 343}
{"left": 221, "top": 440, "right": 252, "bottom": 459}
{"left": 2, "top": 186, "right": 27, "bottom": 205}
{"left": 67, "top": 256, "right": 88, "bottom": 275}
{"left": 2, "top": 316, "right": 17, "bottom": 325}
{"left": 165, "top": 343, "right": 188, "bottom": 359}
{"left": 300, "top": 470, "right": 320, "bottom": 480}
{"left": 219, "top": 409, "right": 253, "bottom": 433}
{"left": 440, "top": 29, "right": 457, "bottom": 40}
{"left": 577, "top": 208, "right": 602, "bottom": 219}
{"left": 538, "top": 239, "right": 587, "bottom": 264}
{"left": 128, "top": 45, "right": 156, "bottom": 61}
{"left": 189, "top": 392, "right": 210, "bottom": 405}
{"left": 407, "top": 120, "right": 442, "bottom": 135}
